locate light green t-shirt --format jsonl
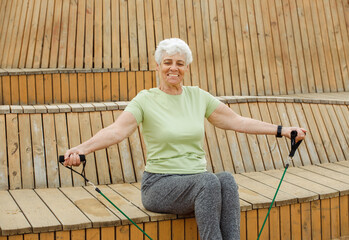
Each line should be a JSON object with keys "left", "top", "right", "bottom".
{"left": 124, "top": 86, "right": 221, "bottom": 174}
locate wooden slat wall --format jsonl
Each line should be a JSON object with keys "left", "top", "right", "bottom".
{"left": 0, "top": 70, "right": 156, "bottom": 105}
{"left": 1, "top": 100, "right": 348, "bottom": 190}
{"left": 0, "top": 0, "right": 348, "bottom": 96}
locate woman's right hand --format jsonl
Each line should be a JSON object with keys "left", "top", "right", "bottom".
{"left": 63, "top": 147, "right": 85, "bottom": 166}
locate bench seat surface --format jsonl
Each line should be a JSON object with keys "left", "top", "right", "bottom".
{"left": 1, "top": 161, "right": 349, "bottom": 236}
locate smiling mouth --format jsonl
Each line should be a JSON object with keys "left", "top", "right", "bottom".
{"left": 167, "top": 74, "right": 179, "bottom": 77}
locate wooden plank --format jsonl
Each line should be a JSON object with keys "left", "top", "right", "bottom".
{"left": 225, "top": 127, "right": 245, "bottom": 174}
{"left": 204, "top": 120, "right": 224, "bottom": 173}
{"left": 280, "top": 205, "right": 291, "bottom": 239}
{"left": 144, "top": 221, "right": 158, "bottom": 240}
{"left": 55, "top": 113, "right": 73, "bottom": 187}
{"left": 0, "top": 190, "right": 31, "bottom": 235}
{"left": 24, "top": 0, "right": 41, "bottom": 67}
{"left": 52, "top": 73, "right": 61, "bottom": 103}
{"left": 287, "top": 167, "right": 349, "bottom": 195}
{"left": 30, "top": 114, "right": 47, "bottom": 188}
{"left": 84, "top": 0, "right": 94, "bottom": 68}
{"left": 258, "top": 102, "right": 283, "bottom": 169}
{"left": 333, "top": 105, "right": 349, "bottom": 147}
{"left": 247, "top": 0, "right": 265, "bottom": 95}
{"left": 116, "top": 225, "right": 129, "bottom": 240}
{"left": 120, "top": 0, "right": 129, "bottom": 70}
{"left": 85, "top": 185, "right": 149, "bottom": 225}
{"left": 325, "top": 105, "right": 349, "bottom": 159}
{"left": 269, "top": 207, "right": 280, "bottom": 240}
{"left": 0, "top": 115, "right": 8, "bottom": 190}
{"left": 111, "top": 0, "right": 120, "bottom": 68}
{"left": 208, "top": 0, "right": 224, "bottom": 96}
{"left": 36, "top": 74, "right": 44, "bottom": 104}
{"left": 40, "top": 0, "right": 54, "bottom": 68}
{"left": 94, "top": 72, "right": 103, "bottom": 102}
{"left": 331, "top": 196, "right": 340, "bottom": 239}
{"left": 249, "top": 103, "right": 274, "bottom": 170}
{"left": 32, "top": 0, "right": 48, "bottom": 68}
{"left": 340, "top": 195, "right": 349, "bottom": 237}
{"left": 61, "top": 73, "right": 70, "bottom": 103}
{"left": 102, "top": 72, "right": 111, "bottom": 101}
{"left": 301, "top": 164, "right": 349, "bottom": 186}
{"left": 69, "top": 73, "right": 78, "bottom": 103}
{"left": 192, "top": 0, "right": 208, "bottom": 91}
{"left": 60, "top": 186, "right": 120, "bottom": 228}
{"left": 110, "top": 183, "right": 177, "bottom": 221}
{"left": 239, "top": 103, "right": 265, "bottom": 171}
{"left": 290, "top": 203, "right": 301, "bottom": 240}
{"left": 10, "top": 75, "right": 19, "bottom": 104}
{"left": 246, "top": 210, "right": 258, "bottom": 240}
{"left": 215, "top": 127, "right": 235, "bottom": 173}
{"left": 66, "top": 0, "right": 78, "bottom": 67}
{"left": 57, "top": 0, "right": 70, "bottom": 68}
{"left": 128, "top": 129, "right": 146, "bottom": 182}
{"left": 158, "top": 220, "right": 171, "bottom": 240}
{"left": 257, "top": 208, "right": 268, "bottom": 240}
{"left": 75, "top": 0, "right": 85, "bottom": 68}
{"left": 264, "top": 168, "right": 338, "bottom": 199}
{"left": 43, "top": 74, "right": 53, "bottom": 104}
{"left": 240, "top": 211, "right": 247, "bottom": 240}
{"left": 42, "top": 113, "right": 59, "bottom": 188}
{"left": 77, "top": 73, "right": 86, "bottom": 102}
{"left": 242, "top": 171, "right": 318, "bottom": 203}
{"left": 230, "top": 104, "right": 255, "bottom": 172}
{"left": 5, "top": 0, "right": 22, "bottom": 68}
{"left": 320, "top": 198, "right": 331, "bottom": 239}
{"left": 300, "top": 202, "right": 311, "bottom": 239}
{"left": 329, "top": 0, "right": 348, "bottom": 91}
{"left": 27, "top": 74, "right": 36, "bottom": 104}
{"left": 318, "top": 104, "right": 346, "bottom": 161}
{"left": 310, "top": 104, "right": 337, "bottom": 162}
{"left": 301, "top": 103, "right": 328, "bottom": 164}
{"left": 18, "top": 114, "right": 34, "bottom": 189}
{"left": 35, "top": 188, "right": 91, "bottom": 230}
{"left": 86, "top": 228, "right": 100, "bottom": 240}
{"left": 67, "top": 112, "right": 85, "bottom": 187}
{"left": 78, "top": 112, "right": 98, "bottom": 185}
{"left": 90, "top": 111, "right": 111, "bottom": 185}
{"left": 144, "top": 0, "right": 156, "bottom": 70}
{"left": 237, "top": 185, "right": 272, "bottom": 209}
{"left": 0, "top": 0, "right": 14, "bottom": 65}
{"left": 49, "top": 0, "right": 63, "bottom": 68}
{"left": 234, "top": 174, "right": 296, "bottom": 206}
{"left": 113, "top": 111, "right": 136, "bottom": 183}
{"left": 100, "top": 111, "right": 123, "bottom": 183}
{"left": 171, "top": 219, "right": 184, "bottom": 239}
{"left": 135, "top": 0, "right": 147, "bottom": 70}
{"left": 7, "top": 114, "right": 21, "bottom": 189}
{"left": 102, "top": 0, "right": 112, "bottom": 68}
{"left": 94, "top": 0, "right": 102, "bottom": 68}
{"left": 101, "top": 227, "right": 114, "bottom": 240}
{"left": 10, "top": 189, "right": 61, "bottom": 232}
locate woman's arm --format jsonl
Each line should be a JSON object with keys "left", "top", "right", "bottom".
{"left": 63, "top": 111, "right": 138, "bottom": 166}
{"left": 208, "top": 103, "right": 306, "bottom": 140}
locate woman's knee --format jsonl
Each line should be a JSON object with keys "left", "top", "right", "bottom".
{"left": 198, "top": 172, "right": 222, "bottom": 193}
{"left": 216, "top": 172, "right": 239, "bottom": 191}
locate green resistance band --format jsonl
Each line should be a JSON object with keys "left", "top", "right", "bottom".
{"left": 257, "top": 130, "right": 303, "bottom": 240}
{"left": 59, "top": 155, "right": 153, "bottom": 240}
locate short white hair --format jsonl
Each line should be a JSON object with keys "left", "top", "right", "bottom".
{"left": 154, "top": 38, "right": 193, "bottom": 65}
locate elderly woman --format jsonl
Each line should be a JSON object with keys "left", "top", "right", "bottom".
{"left": 64, "top": 38, "right": 306, "bottom": 240}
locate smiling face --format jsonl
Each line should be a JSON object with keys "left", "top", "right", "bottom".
{"left": 157, "top": 53, "right": 189, "bottom": 89}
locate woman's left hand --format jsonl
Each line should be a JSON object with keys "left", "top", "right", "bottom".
{"left": 282, "top": 127, "right": 307, "bottom": 142}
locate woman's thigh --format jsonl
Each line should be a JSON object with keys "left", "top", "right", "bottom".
{"left": 141, "top": 171, "right": 221, "bottom": 214}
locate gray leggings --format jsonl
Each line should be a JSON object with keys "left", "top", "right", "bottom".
{"left": 141, "top": 171, "right": 240, "bottom": 240}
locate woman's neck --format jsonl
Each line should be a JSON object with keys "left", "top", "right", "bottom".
{"left": 158, "top": 83, "right": 183, "bottom": 95}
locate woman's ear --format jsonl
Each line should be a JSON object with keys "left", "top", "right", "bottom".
{"left": 156, "top": 63, "right": 160, "bottom": 71}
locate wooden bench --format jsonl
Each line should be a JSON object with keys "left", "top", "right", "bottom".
{"left": 1, "top": 94, "right": 349, "bottom": 239}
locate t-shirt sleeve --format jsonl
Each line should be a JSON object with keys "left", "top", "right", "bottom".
{"left": 200, "top": 89, "right": 221, "bottom": 118}
{"left": 124, "top": 92, "right": 144, "bottom": 125}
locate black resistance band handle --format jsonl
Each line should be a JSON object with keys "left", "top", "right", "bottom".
{"left": 59, "top": 155, "right": 86, "bottom": 163}
{"left": 289, "top": 130, "right": 303, "bottom": 158}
